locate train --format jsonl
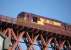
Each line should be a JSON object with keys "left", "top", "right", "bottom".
{"left": 16, "top": 12, "right": 71, "bottom": 37}
{"left": 0, "top": 12, "right": 71, "bottom": 50}
{"left": 0, "top": 12, "right": 71, "bottom": 37}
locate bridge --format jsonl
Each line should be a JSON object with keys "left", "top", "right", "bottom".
{"left": 0, "top": 12, "right": 71, "bottom": 50}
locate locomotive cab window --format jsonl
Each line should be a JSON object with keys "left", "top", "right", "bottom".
{"left": 32, "top": 17, "right": 38, "bottom": 23}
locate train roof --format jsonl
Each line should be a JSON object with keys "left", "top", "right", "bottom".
{"left": 17, "top": 12, "right": 71, "bottom": 26}
{"left": 0, "top": 12, "right": 71, "bottom": 26}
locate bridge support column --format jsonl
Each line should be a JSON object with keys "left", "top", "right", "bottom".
{"left": 26, "top": 32, "right": 39, "bottom": 50}
{"left": 40, "top": 34, "right": 53, "bottom": 50}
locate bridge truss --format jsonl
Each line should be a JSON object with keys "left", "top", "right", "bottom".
{"left": 0, "top": 14, "right": 71, "bottom": 50}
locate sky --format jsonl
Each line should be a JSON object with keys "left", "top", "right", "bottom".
{"left": 0, "top": 0, "right": 71, "bottom": 24}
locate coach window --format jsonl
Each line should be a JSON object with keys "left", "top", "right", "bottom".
{"left": 44, "top": 19, "right": 51, "bottom": 25}
{"left": 53, "top": 21, "right": 61, "bottom": 26}
{"left": 37, "top": 18, "right": 45, "bottom": 25}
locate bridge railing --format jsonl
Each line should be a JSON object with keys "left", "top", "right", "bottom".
{"left": 0, "top": 15, "right": 16, "bottom": 24}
